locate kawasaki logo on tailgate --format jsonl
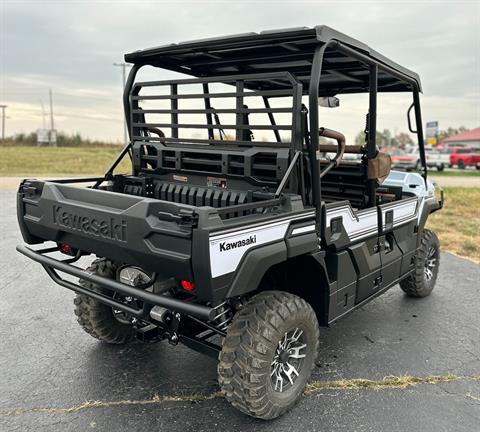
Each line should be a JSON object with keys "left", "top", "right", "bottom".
{"left": 219, "top": 235, "right": 256, "bottom": 252}
{"left": 52, "top": 205, "right": 127, "bottom": 243}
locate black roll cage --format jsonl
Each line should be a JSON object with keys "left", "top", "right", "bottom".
{"left": 99, "top": 37, "right": 427, "bottom": 238}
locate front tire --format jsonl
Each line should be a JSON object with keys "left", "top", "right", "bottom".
{"left": 400, "top": 229, "right": 440, "bottom": 297}
{"left": 437, "top": 164, "right": 444, "bottom": 172}
{"left": 218, "top": 291, "right": 319, "bottom": 420}
{"left": 74, "top": 258, "right": 136, "bottom": 344}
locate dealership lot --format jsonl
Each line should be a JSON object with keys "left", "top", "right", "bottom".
{"left": 1, "top": 189, "right": 479, "bottom": 432}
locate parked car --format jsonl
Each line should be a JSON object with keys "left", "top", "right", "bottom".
{"left": 406, "top": 147, "right": 449, "bottom": 171}
{"left": 448, "top": 147, "right": 480, "bottom": 169}
{"left": 383, "top": 147, "right": 417, "bottom": 170}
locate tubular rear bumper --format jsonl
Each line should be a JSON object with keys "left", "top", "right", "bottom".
{"left": 16, "top": 244, "right": 215, "bottom": 321}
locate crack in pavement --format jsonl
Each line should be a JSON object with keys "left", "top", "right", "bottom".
{"left": 1, "top": 373, "right": 479, "bottom": 418}
{"left": 466, "top": 393, "right": 480, "bottom": 402}
{"left": 303, "top": 373, "right": 479, "bottom": 393}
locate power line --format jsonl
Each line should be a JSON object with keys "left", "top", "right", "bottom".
{"left": 1, "top": 90, "right": 119, "bottom": 102}
{"left": 56, "top": 113, "right": 122, "bottom": 123}
{"left": 40, "top": 100, "right": 46, "bottom": 128}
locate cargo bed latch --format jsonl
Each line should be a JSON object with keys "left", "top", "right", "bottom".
{"left": 157, "top": 208, "right": 198, "bottom": 226}
{"left": 20, "top": 181, "right": 37, "bottom": 196}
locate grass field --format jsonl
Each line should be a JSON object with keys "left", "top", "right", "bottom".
{"left": 1, "top": 146, "right": 479, "bottom": 177}
{"left": 427, "top": 187, "right": 480, "bottom": 263}
{"left": 427, "top": 169, "right": 480, "bottom": 177}
{"left": 0, "top": 146, "right": 130, "bottom": 176}
{"left": 0, "top": 147, "right": 478, "bottom": 263}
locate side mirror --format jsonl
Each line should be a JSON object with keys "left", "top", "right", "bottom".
{"left": 318, "top": 97, "right": 340, "bottom": 108}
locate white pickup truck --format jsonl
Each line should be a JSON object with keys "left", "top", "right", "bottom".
{"left": 406, "top": 147, "right": 450, "bottom": 171}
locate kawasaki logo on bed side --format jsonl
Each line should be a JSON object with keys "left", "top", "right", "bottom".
{"left": 219, "top": 235, "right": 256, "bottom": 252}
{"left": 52, "top": 205, "right": 127, "bottom": 243}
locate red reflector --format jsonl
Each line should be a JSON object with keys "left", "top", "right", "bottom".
{"left": 180, "top": 280, "right": 196, "bottom": 291}
{"left": 59, "top": 243, "right": 73, "bottom": 255}
{"left": 60, "top": 244, "right": 72, "bottom": 254}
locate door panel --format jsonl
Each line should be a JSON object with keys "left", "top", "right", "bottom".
{"left": 379, "top": 232, "right": 402, "bottom": 287}
{"left": 349, "top": 237, "right": 382, "bottom": 304}
{"left": 378, "top": 198, "right": 420, "bottom": 287}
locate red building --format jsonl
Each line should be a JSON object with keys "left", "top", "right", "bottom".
{"left": 442, "top": 127, "right": 480, "bottom": 149}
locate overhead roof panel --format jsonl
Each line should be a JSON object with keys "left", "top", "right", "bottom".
{"left": 125, "top": 25, "right": 421, "bottom": 95}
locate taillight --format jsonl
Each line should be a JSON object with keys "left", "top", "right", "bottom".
{"left": 180, "top": 280, "right": 196, "bottom": 292}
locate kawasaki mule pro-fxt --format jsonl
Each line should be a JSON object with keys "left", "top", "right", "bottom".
{"left": 16, "top": 26, "right": 443, "bottom": 419}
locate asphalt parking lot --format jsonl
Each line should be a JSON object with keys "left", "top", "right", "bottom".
{"left": 1, "top": 189, "right": 479, "bottom": 432}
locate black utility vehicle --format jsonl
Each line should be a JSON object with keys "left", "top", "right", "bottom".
{"left": 17, "top": 26, "right": 443, "bottom": 419}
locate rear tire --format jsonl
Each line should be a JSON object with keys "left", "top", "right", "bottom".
{"left": 437, "top": 164, "right": 444, "bottom": 172}
{"left": 74, "top": 258, "right": 136, "bottom": 344}
{"left": 218, "top": 291, "right": 319, "bottom": 420}
{"left": 400, "top": 229, "right": 440, "bottom": 298}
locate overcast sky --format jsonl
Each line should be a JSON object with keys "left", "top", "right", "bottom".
{"left": 1, "top": 0, "right": 479, "bottom": 143}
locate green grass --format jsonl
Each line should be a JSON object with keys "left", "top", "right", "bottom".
{"left": 427, "top": 187, "right": 480, "bottom": 263}
{"left": 0, "top": 146, "right": 130, "bottom": 176}
{"left": 428, "top": 169, "right": 480, "bottom": 177}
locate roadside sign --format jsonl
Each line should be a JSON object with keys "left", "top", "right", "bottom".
{"left": 36, "top": 128, "right": 57, "bottom": 145}
{"left": 426, "top": 121, "right": 439, "bottom": 146}
{"left": 36, "top": 129, "right": 50, "bottom": 144}
{"left": 426, "top": 121, "right": 439, "bottom": 137}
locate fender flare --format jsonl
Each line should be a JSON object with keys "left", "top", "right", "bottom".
{"left": 416, "top": 196, "right": 441, "bottom": 246}
{"left": 226, "top": 241, "right": 287, "bottom": 298}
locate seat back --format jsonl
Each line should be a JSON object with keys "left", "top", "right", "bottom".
{"left": 367, "top": 151, "right": 391, "bottom": 184}
{"left": 319, "top": 161, "right": 368, "bottom": 208}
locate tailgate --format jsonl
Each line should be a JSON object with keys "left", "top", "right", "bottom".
{"left": 17, "top": 180, "right": 196, "bottom": 279}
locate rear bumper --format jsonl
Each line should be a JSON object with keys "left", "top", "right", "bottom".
{"left": 16, "top": 244, "right": 215, "bottom": 321}
{"left": 392, "top": 161, "right": 416, "bottom": 170}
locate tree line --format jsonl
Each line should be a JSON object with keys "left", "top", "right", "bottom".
{"left": 1, "top": 126, "right": 471, "bottom": 148}
{"left": 1, "top": 132, "right": 118, "bottom": 147}
{"left": 354, "top": 126, "right": 469, "bottom": 149}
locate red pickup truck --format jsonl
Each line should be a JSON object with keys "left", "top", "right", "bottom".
{"left": 448, "top": 147, "right": 480, "bottom": 169}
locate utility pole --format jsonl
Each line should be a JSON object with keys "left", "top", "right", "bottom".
{"left": 0, "top": 105, "right": 7, "bottom": 141}
{"left": 113, "top": 62, "right": 132, "bottom": 145}
{"left": 40, "top": 100, "right": 46, "bottom": 128}
{"left": 49, "top": 89, "right": 56, "bottom": 146}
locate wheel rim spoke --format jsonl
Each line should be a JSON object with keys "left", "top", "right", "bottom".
{"left": 288, "top": 344, "right": 307, "bottom": 359}
{"left": 283, "top": 362, "right": 299, "bottom": 385}
{"left": 424, "top": 267, "right": 433, "bottom": 280}
{"left": 291, "top": 328, "right": 303, "bottom": 343}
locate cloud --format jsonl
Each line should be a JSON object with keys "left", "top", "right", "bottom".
{"left": 1, "top": 0, "right": 479, "bottom": 142}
